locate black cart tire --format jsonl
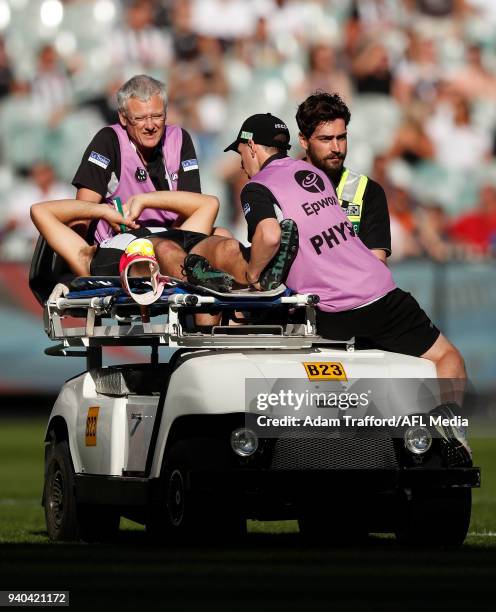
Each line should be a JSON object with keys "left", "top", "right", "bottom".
{"left": 146, "top": 443, "right": 200, "bottom": 542}
{"left": 44, "top": 438, "right": 120, "bottom": 542}
{"left": 147, "top": 440, "right": 246, "bottom": 543}
{"left": 44, "top": 440, "right": 79, "bottom": 541}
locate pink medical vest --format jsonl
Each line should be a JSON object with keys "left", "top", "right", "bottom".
{"left": 249, "top": 157, "right": 395, "bottom": 312}
{"left": 94, "top": 123, "right": 183, "bottom": 243}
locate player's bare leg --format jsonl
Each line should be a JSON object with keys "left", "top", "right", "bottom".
{"left": 151, "top": 238, "right": 187, "bottom": 279}
{"left": 149, "top": 237, "right": 221, "bottom": 325}
{"left": 190, "top": 236, "right": 248, "bottom": 284}
{"left": 213, "top": 226, "right": 234, "bottom": 238}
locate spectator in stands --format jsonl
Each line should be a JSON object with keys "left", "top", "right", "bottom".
{"left": 233, "top": 16, "right": 283, "bottom": 71}
{"left": 426, "top": 89, "right": 492, "bottom": 171}
{"left": 300, "top": 43, "right": 353, "bottom": 104}
{"left": 0, "top": 37, "right": 14, "bottom": 100}
{"left": 410, "top": 0, "right": 467, "bottom": 21}
{"left": 190, "top": 0, "right": 260, "bottom": 42}
{"left": 0, "top": 162, "right": 73, "bottom": 260}
{"left": 464, "top": 0, "right": 496, "bottom": 28}
{"left": 386, "top": 109, "right": 435, "bottom": 166}
{"left": 170, "top": 0, "right": 199, "bottom": 62}
{"left": 393, "top": 32, "right": 442, "bottom": 105}
{"left": 404, "top": 0, "right": 468, "bottom": 38}
{"left": 387, "top": 185, "right": 422, "bottom": 261}
{"left": 30, "top": 44, "right": 73, "bottom": 126}
{"left": 264, "top": 0, "right": 325, "bottom": 51}
{"left": 416, "top": 203, "right": 452, "bottom": 261}
{"left": 449, "top": 183, "right": 496, "bottom": 256}
{"left": 169, "top": 35, "right": 228, "bottom": 150}
{"left": 109, "top": 0, "right": 172, "bottom": 74}
{"left": 447, "top": 43, "right": 496, "bottom": 101}
{"left": 351, "top": 0, "right": 405, "bottom": 33}
{"left": 370, "top": 153, "right": 394, "bottom": 199}
{"left": 350, "top": 38, "right": 394, "bottom": 95}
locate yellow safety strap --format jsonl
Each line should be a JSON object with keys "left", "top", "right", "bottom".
{"left": 336, "top": 169, "right": 368, "bottom": 233}
{"left": 336, "top": 169, "right": 349, "bottom": 201}
{"left": 354, "top": 175, "right": 368, "bottom": 207}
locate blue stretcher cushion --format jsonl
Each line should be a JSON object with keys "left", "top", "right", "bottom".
{"left": 68, "top": 276, "right": 292, "bottom": 301}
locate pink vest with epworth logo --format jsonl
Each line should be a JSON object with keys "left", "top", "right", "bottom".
{"left": 93, "top": 123, "right": 183, "bottom": 243}
{"left": 248, "top": 157, "right": 396, "bottom": 312}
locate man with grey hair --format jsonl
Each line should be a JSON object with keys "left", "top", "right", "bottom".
{"left": 72, "top": 74, "right": 203, "bottom": 275}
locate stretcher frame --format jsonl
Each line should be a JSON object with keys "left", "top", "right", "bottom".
{"left": 43, "top": 278, "right": 355, "bottom": 368}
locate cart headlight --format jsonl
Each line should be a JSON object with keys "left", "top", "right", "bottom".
{"left": 404, "top": 426, "right": 432, "bottom": 455}
{"left": 231, "top": 428, "right": 258, "bottom": 457}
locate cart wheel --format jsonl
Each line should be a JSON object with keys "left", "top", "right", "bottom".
{"left": 44, "top": 440, "right": 79, "bottom": 541}
{"left": 146, "top": 445, "right": 200, "bottom": 542}
{"left": 167, "top": 468, "right": 188, "bottom": 529}
{"left": 395, "top": 488, "right": 471, "bottom": 547}
{"left": 147, "top": 442, "right": 246, "bottom": 543}
{"left": 44, "top": 438, "right": 120, "bottom": 542}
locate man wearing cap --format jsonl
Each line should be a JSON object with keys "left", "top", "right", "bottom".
{"left": 222, "top": 112, "right": 466, "bottom": 386}
{"left": 221, "top": 113, "right": 300, "bottom": 289}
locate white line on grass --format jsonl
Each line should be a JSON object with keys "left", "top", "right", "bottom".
{"left": 0, "top": 498, "right": 39, "bottom": 506}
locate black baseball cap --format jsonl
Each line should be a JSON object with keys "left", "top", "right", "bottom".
{"left": 224, "top": 113, "right": 291, "bottom": 153}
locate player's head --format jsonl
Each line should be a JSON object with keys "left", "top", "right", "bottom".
{"left": 224, "top": 113, "right": 291, "bottom": 178}
{"left": 117, "top": 75, "right": 167, "bottom": 151}
{"left": 296, "top": 92, "right": 351, "bottom": 181}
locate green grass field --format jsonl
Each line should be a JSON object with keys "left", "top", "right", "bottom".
{"left": 1, "top": 417, "right": 495, "bottom": 611}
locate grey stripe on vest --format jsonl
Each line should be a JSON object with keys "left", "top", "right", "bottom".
{"left": 106, "top": 171, "right": 119, "bottom": 197}
{"left": 339, "top": 169, "right": 363, "bottom": 203}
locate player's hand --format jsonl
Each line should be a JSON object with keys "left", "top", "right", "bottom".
{"left": 103, "top": 207, "right": 138, "bottom": 233}
{"left": 124, "top": 195, "right": 146, "bottom": 225}
{"left": 49, "top": 283, "right": 69, "bottom": 301}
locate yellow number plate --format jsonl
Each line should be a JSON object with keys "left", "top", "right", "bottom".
{"left": 303, "top": 362, "right": 347, "bottom": 381}
{"left": 85, "top": 406, "right": 99, "bottom": 446}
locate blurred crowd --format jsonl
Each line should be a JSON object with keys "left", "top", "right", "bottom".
{"left": 0, "top": 0, "right": 495, "bottom": 262}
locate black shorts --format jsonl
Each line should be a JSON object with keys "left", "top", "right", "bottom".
{"left": 316, "top": 288, "right": 440, "bottom": 357}
{"left": 90, "top": 228, "right": 208, "bottom": 276}
{"left": 150, "top": 228, "right": 209, "bottom": 252}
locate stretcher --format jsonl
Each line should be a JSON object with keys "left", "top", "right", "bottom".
{"left": 43, "top": 276, "right": 348, "bottom": 367}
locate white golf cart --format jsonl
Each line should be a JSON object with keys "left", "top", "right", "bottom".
{"left": 30, "top": 240, "right": 480, "bottom": 546}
